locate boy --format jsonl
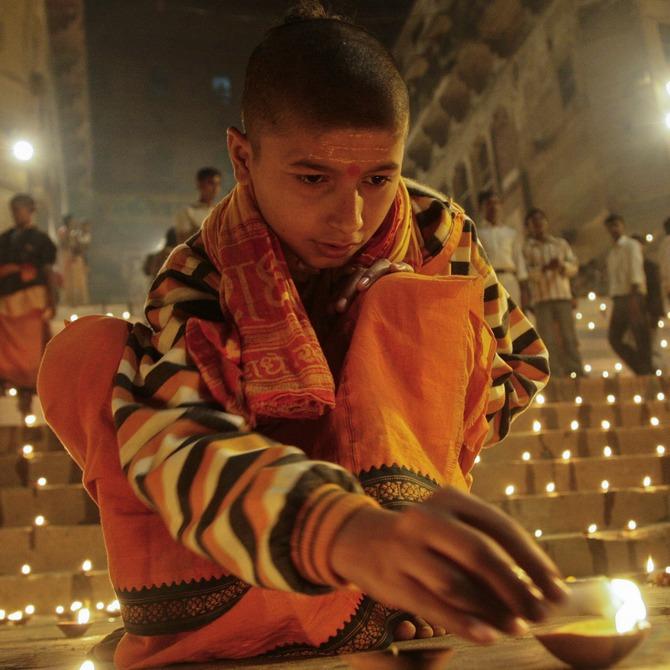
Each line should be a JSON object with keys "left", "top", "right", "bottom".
{"left": 1, "top": 194, "right": 57, "bottom": 416}
{"left": 523, "top": 208, "right": 582, "bottom": 377}
{"left": 174, "top": 166, "right": 222, "bottom": 243}
{"left": 38, "top": 5, "right": 563, "bottom": 668}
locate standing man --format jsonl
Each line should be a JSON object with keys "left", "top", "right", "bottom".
{"left": 523, "top": 208, "right": 582, "bottom": 377}
{"left": 604, "top": 214, "right": 652, "bottom": 376}
{"left": 174, "top": 167, "right": 222, "bottom": 244}
{"left": 0, "top": 194, "right": 57, "bottom": 415}
{"left": 660, "top": 216, "right": 670, "bottom": 312}
{"left": 477, "top": 189, "right": 528, "bottom": 308}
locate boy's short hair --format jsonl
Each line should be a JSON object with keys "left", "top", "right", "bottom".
{"left": 196, "top": 167, "right": 221, "bottom": 182}
{"left": 663, "top": 217, "right": 670, "bottom": 235}
{"left": 241, "top": 1, "right": 409, "bottom": 142}
{"left": 524, "top": 207, "right": 546, "bottom": 225}
{"left": 9, "top": 193, "right": 36, "bottom": 210}
{"left": 477, "top": 189, "right": 496, "bottom": 208}
{"left": 604, "top": 213, "right": 623, "bottom": 227}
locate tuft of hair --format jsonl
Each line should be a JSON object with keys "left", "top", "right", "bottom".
{"left": 524, "top": 207, "right": 546, "bottom": 225}
{"left": 9, "top": 193, "right": 36, "bottom": 210}
{"left": 477, "top": 189, "right": 496, "bottom": 208}
{"left": 242, "top": 1, "right": 409, "bottom": 142}
{"left": 196, "top": 166, "right": 222, "bottom": 181}
{"left": 604, "top": 213, "right": 623, "bottom": 227}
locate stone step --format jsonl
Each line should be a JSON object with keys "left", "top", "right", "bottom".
{"left": 0, "top": 451, "right": 79, "bottom": 488}
{"left": 514, "top": 399, "right": 670, "bottom": 431}
{"left": 0, "top": 485, "right": 99, "bottom": 527}
{"left": 472, "top": 454, "right": 670, "bottom": 500}
{"left": 542, "top": 375, "right": 667, "bottom": 403}
{"left": 536, "top": 521, "right": 670, "bottom": 578}
{"left": 0, "top": 569, "right": 115, "bottom": 613}
{"left": 494, "top": 485, "right": 670, "bottom": 535}
{"left": 486, "top": 425, "right": 670, "bottom": 462}
{"left": 0, "top": 396, "right": 45, "bottom": 428}
{"left": 0, "top": 525, "right": 106, "bottom": 576}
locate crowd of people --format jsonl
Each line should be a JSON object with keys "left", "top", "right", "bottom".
{"left": 476, "top": 189, "right": 670, "bottom": 378}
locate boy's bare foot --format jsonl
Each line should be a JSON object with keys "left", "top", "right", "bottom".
{"left": 394, "top": 616, "right": 447, "bottom": 641}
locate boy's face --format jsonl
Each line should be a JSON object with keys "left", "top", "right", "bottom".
{"left": 228, "top": 123, "right": 405, "bottom": 269}
{"left": 11, "top": 203, "right": 34, "bottom": 228}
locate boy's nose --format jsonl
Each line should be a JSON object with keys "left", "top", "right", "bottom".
{"left": 328, "top": 191, "right": 364, "bottom": 236}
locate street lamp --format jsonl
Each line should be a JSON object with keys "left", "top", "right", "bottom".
{"left": 12, "top": 139, "right": 34, "bottom": 162}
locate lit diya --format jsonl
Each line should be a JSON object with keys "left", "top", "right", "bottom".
{"left": 57, "top": 607, "right": 92, "bottom": 638}
{"left": 345, "top": 643, "right": 453, "bottom": 670}
{"left": 535, "top": 578, "right": 650, "bottom": 668}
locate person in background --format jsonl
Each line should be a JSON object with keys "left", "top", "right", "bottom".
{"left": 477, "top": 189, "right": 528, "bottom": 309}
{"left": 660, "top": 217, "right": 670, "bottom": 312}
{"left": 523, "top": 208, "right": 582, "bottom": 377}
{"left": 143, "top": 226, "right": 177, "bottom": 281}
{"left": 631, "top": 234, "right": 665, "bottom": 372}
{"left": 174, "top": 167, "right": 222, "bottom": 243}
{"left": 0, "top": 194, "right": 57, "bottom": 415}
{"left": 58, "top": 215, "right": 91, "bottom": 306}
{"left": 604, "top": 214, "right": 652, "bottom": 376}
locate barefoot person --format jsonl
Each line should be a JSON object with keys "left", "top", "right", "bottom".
{"left": 38, "top": 4, "right": 562, "bottom": 668}
{"left": 0, "top": 194, "right": 57, "bottom": 416}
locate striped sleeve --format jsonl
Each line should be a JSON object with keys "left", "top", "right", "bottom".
{"left": 449, "top": 216, "right": 550, "bottom": 446}
{"left": 112, "top": 239, "right": 378, "bottom": 594}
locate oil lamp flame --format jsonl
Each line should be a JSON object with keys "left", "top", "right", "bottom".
{"left": 646, "top": 556, "right": 655, "bottom": 574}
{"left": 77, "top": 608, "right": 90, "bottom": 625}
{"left": 609, "top": 579, "right": 647, "bottom": 634}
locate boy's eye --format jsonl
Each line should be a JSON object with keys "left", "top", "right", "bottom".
{"left": 365, "top": 175, "right": 392, "bottom": 186}
{"left": 297, "top": 174, "right": 327, "bottom": 185}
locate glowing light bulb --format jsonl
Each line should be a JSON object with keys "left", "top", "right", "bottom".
{"left": 657, "top": 392, "right": 666, "bottom": 401}
{"left": 588, "top": 291, "right": 596, "bottom": 301}
{"left": 21, "top": 444, "right": 34, "bottom": 458}
{"left": 643, "top": 475, "right": 652, "bottom": 487}
{"left": 588, "top": 321, "right": 595, "bottom": 330}
{"left": 650, "top": 416, "right": 660, "bottom": 427}
{"left": 570, "top": 371, "right": 577, "bottom": 379}
{"left": 607, "top": 394, "right": 616, "bottom": 404}
{"left": 570, "top": 419, "right": 580, "bottom": 431}
{"left": 122, "top": 310, "right": 131, "bottom": 320}
{"left": 21, "top": 564, "right": 31, "bottom": 575}
{"left": 658, "top": 319, "right": 665, "bottom": 328}
{"left": 646, "top": 233, "right": 654, "bottom": 243}
{"left": 584, "top": 364, "right": 592, "bottom": 373}
{"left": 574, "top": 395, "right": 583, "bottom": 405}
{"left": 602, "top": 370, "right": 609, "bottom": 378}
{"left": 81, "top": 559, "right": 92, "bottom": 572}
{"left": 576, "top": 312, "right": 583, "bottom": 320}
{"left": 656, "top": 369, "right": 663, "bottom": 377}
{"left": 532, "top": 420, "right": 542, "bottom": 433}
{"left": 36, "top": 477, "right": 47, "bottom": 487}
{"left": 12, "top": 140, "right": 34, "bottom": 161}
{"left": 603, "top": 446, "right": 613, "bottom": 457}
{"left": 534, "top": 529, "right": 543, "bottom": 538}
{"left": 600, "top": 479, "right": 610, "bottom": 491}
{"left": 614, "top": 362, "right": 623, "bottom": 372}
{"left": 505, "top": 484, "right": 515, "bottom": 496}
{"left": 661, "top": 339, "right": 668, "bottom": 349}
{"left": 601, "top": 420, "right": 611, "bottom": 430}
{"left": 8, "top": 387, "right": 17, "bottom": 397}
{"left": 562, "top": 449, "right": 571, "bottom": 461}
{"left": 588, "top": 523, "right": 598, "bottom": 533}
{"left": 535, "top": 394, "right": 545, "bottom": 405}
{"left": 633, "top": 394, "right": 642, "bottom": 404}
{"left": 24, "top": 604, "right": 35, "bottom": 615}
{"left": 545, "top": 482, "right": 556, "bottom": 493}
{"left": 24, "top": 414, "right": 36, "bottom": 427}
{"left": 77, "top": 607, "right": 90, "bottom": 625}
{"left": 656, "top": 445, "right": 666, "bottom": 456}
{"left": 33, "top": 515, "right": 45, "bottom": 527}
{"left": 627, "top": 519, "right": 637, "bottom": 530}
{"left": 599, "top": 302, "right": 607, "bottom": 312}
{"left": 522, "top": 451, "right": 531, "bottom": 461}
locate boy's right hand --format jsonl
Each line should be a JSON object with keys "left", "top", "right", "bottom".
{"left": 330, "top": 486, "right": 568, "bottom": 644}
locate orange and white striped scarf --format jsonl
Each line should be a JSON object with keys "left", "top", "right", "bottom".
{"left": 185, "top": 181, "right": 421, "bottom": 425}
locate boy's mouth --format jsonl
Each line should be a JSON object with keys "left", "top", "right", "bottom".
{"left": 314, "top": 240, "right": 360, "bottom": 259}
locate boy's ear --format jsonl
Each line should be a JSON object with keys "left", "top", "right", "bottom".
{"left": 227, "top": 127, "right": 253, "bottom": 185}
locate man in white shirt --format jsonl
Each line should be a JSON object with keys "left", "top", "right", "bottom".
{"left": 174, "top": 167, "right": 222, "bottom": 244}
{"left": 523, "top": 208, "right": 582, "bottom": 377}
{"left": 660, "top": 217, "right": 670, "bottom": 311}
{"left": 604, "top": 214, "right": 652, "bottom": 375}
{"left": 477, "top": 190, "right": 528, "bottom": 308}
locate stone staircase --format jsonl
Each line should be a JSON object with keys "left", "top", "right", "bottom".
{"left": 0, "top": 298, "right": 668, "bottom": 615}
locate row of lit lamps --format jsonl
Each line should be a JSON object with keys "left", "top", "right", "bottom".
{"left": 535, "top": 392, "right": 667, "bottom": 405}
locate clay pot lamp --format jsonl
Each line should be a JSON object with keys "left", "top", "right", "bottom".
{"left": 57, "top": 607, "right": 93, "bottom": 638}
{"left": 535, "top": 578, "right": 650, "bottom": 668}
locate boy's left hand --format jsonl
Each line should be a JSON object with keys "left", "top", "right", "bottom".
{"left": 333, "top": 259, "right": 414, "bottom": 313}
